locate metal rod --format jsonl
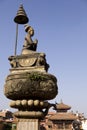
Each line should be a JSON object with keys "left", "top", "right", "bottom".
{"left": 14, "top": 23, "right": 18, "bottom": 55}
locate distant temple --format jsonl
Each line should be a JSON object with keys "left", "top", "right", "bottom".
{"left": 40, "top": 101, "right": 77, "bottom": 130}
{"left": 48, "top": 101, "right": 77, "bottom": 130}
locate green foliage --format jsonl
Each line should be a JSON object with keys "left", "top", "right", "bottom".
{"left": 27, "top": 72, "right": 46, "bottom": 81}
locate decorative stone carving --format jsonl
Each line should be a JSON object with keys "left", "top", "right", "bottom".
{"left": 4, "top": 23, "right": 58, "bottom": 119}
{"left": 8, "top": 52, "right": 49, "bottom": 72}
{"left": 4, "top": 72, "right": 58, "bottom": 100}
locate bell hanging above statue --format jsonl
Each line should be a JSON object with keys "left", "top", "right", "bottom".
{"left": 14, "top": 4, "right": 29, "bottom": 24}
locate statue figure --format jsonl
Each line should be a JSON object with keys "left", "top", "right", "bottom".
{"left": 36, "top": 53, "right": 49, "bottom": 71}
{"left": 22, "top": 24, "right": 38, "bottom": 52}
{"left": 8, "top": 56, "right": 17, "bottom": 68}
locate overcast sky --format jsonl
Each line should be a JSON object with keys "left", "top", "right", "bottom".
{"left": 0, "top": 0, "right": 87, "bottom": 116}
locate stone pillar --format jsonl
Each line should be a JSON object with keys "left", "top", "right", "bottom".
{"left": 4, "top": 5, "right": 58, "bottom": 130}
{"left": 17, "top": 119, "right": 40, "bottom": 130}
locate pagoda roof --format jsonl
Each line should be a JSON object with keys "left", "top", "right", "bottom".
{"left": 49, "top": 112, "right": 77, "bottom": 121}
{"left": 54, "top": 102, "right": 71, "bottom": 110}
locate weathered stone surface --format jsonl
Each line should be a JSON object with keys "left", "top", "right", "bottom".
{"left": 4, "top": 71, "right": 58, "bottom": 100}
{"left": 17, "top": 119, "right": 39, "bottom": 130}
{"left": 8, "top": 51, "right": 49, "bottom": 72}
{"left": 14, "top": 111, "right": 44, "bottom": 118}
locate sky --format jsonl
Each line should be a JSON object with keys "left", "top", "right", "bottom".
{"left": 0, "top": 0, "right": 87, "bottom": 116}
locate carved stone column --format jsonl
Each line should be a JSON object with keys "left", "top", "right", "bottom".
{"left": 4, "top": 5, "right": 58, "bottom": 130}
{"left": 17, "top": 119, "right": 40, "bottom": 130}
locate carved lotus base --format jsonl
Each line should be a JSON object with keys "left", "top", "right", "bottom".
{"left": 11, "top": 100, "right": 52, "bottom": 119}
{"left": 14, "top": 111, "right": 45, "bottom": 119}
{"left": 10, "top": 100, "right": 50, "bottom": 110}
{"left": 4, "top": 71, "right": 58, "bottom": 100}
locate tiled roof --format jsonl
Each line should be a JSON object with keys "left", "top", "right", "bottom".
{"left": 0, "top": 110, "right": 13, "bottom": 118}
{"left": 55, "top": 102, "right": 71, "bottom": 110}
{"left": 0, "top": 112, "right": 6, "bottom": 117}
{"left": 49, "top": 112, "right": 77, "bottom": 121}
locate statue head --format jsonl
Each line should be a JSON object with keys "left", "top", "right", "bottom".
{"left": 24, "top": 24, "right": 34, "bottom": 36}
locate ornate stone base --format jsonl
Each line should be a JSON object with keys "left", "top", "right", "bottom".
{"left": 17, "top": 119, "right": 40, "bottom": 130}
{"left": 4, "top": 71, "right": 58, "bottom": 100}
{"left": 10, "top": 100, "right": 53, "bottom": 119}
{"left": 14, "top": 111, "right": 44, "bottom": 119}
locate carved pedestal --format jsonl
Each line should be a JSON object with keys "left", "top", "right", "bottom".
{"left": 17, "top": 119, "right": 40, "bottom": 130}
{"left": 4, "top": 52, "right": 58, "bottom": 130}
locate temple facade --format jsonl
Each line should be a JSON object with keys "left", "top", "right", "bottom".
{"left": 40, "top": 101, "right": 77, "bottom": 130}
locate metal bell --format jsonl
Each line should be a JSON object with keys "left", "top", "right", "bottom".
{"left": 14, "top": 4, "right": 29, "bottom": 24}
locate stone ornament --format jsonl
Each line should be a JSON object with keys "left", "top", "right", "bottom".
{"left": 4, "top": 16, "right": 58, "bottom": 119}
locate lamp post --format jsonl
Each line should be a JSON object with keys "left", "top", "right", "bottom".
{"left": 14, "top": 4, "right": 29, "bottom": 55}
